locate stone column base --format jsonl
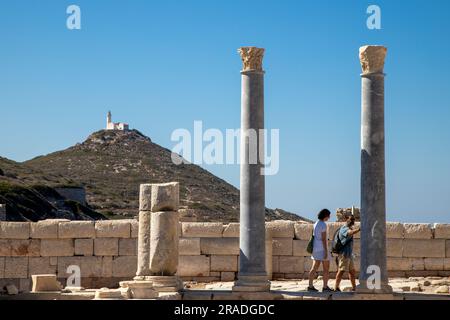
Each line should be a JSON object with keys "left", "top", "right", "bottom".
{"left": 94, "top": 288, "right": 126, "bottom": 300}
{"left": 356, "top": 281, "right": 393, "bottom": 294}
{"left": 119, "top": 280, "right": 158, "bottom": 299}
{"left": 232, "top": 274, "right": 270, "bottom": 292}
{"left": 145, "top": 276, "right": 183, "bottom": 292}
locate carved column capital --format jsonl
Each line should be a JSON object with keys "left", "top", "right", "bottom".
{"left": 359, "top": 45, "right": 387, "bottom": 74}
{"left": 238, "top": 47, "right": 265, "bottom": 72}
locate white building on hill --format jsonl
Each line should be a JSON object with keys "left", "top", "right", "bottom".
{"left": 106, "top": 111, "right": 129, "bottom": 131}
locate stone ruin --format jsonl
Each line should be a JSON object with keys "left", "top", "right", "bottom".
{"left": 336, "top": 207, "right": 361, "bottom": 222}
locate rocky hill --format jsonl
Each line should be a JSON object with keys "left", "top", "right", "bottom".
{"left": 1, "top": 130, "right": 308, "bottom": 222}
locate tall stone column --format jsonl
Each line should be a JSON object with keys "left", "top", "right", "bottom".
{"left": 147, "top": 182, "right": 183, "bottom": 292}
{"left": 358, "top": 45, "right": 392, "bottom": 293}
{"left": 135, "top": 184, "right": 152, "bottom": 278}
{"left": 233, "top": 47, "right": 270, "bottom": 292}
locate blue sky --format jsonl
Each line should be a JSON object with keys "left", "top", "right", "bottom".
{"left": 1, "top": 0, "right": 450, "bottom": 223}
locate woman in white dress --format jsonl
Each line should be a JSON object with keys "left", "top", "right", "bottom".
{"left": 307, "top": 209, "right": 333, "bottom": 292}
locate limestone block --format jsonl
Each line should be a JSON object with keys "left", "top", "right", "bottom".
{"left": 119, "top": 238, "right": 137, "bottom": 256}
{"left": 0, "top": 222, "right": 30, "bottom": 239}
{"left": 221, "top": 272, "right": 236, "bottom": 281}
{"left": 266, "top": 220, "right": 295, "bottom": 238}
{"left": 94, "top": 238, "right": 119, "bottom": 256}
{"left": 328, "top": 222, "right": 345, "bottom": 240}
{"left": 278, "top": 256, "right": 304, "bottom": 274}
{"left": 182, "top": 222, "right": 224, "bottom": 238}
{"left": 0, "top": 257, "right": 4, "bottom": 278}
{"left": 4, "top": 257, "right": 28, "bottom": 278}
{"left": 57, "top": 257, "right": 81, "bottom": 278}
{"left": 149, "top": 211, "right": 179, "bottom": 275}
{"left": 434, "top": 224, "right": 450, "bottom": 239}
{"left": 0, "top": 240, "right": 10, "bottom": 255}
{"left": 410, "top": 258, "right": 425, "bottom": 270}
{"left": 150, "top": 182, "right": 179, "bottom": 212}
{"left": 136, "top": 211, "right": 151, "bottom": 277}
{"left": 30, "top": 220, "right": 62, "bottom": 239}
{"left": 222, "top": 223, "right": 239, "bottom": 237}
{"left": 403, "top": 239, "right": 445, "bottom": 258}
{"left": 272, "top": 256, "right": 279, "bottom": 273}
{"left": 387, "top": 258, "right": 410, "bottom": 271}
{"left": 210, "top": 255, "right": 238, "bottom": 272}
{"left": 102, "top": 257, "right": 113, "bottom": 277}
{"left": 272, "top": 238, "right": 293, "bottom": 256}
{"left": 139, "top": 184, "right": 152, "bottom": 211}
{"left": 423, "top": 258, "right": 444, "bottom": 271}
{"left": 112, "top": 256, "right": 137, "bottom": 277}
{"left": 177, "top": 255, "right": 210, "bottom": 277}
{"left": 9, "top": 239, "right": 40, "bottom": 256}
{"left": 41, "top": 239, "right": 74, "bottom": 257}
{"left": 29, "top": 257, "right": 56, "bottom": 276}
{"left": 179, "top": 238, "right": 201, "bottom": 256}
{"left": 386, "top": 222, "right": 405, "bottom": 239}
{"left": 200, "top": 238, "right": 239, "bottom": 255}
{"left": 74, "top": 239, "right": 94, "bottom": 256}
{"left": 387, "top": 239, "right": 403, "bottom": 257}
{"left": 58, "top": 221, "right": 95, "bottom": 238}
{"left": 293, "top": 240, "right": 309, "bottom": 257}
{"left": 80, "top": 257, "right": 103, "bottom": 277}
{"left": 444, "top": 258, "right": 450, "bottom": 271}
{"left": 19, "top": 278, "right": 31, "bottom": 293}
{"left": 294, "top": 223, "right": 313, "bottom": 240}
{"left": 31, "top": 274, "right": 62, "bottom": 292}
{"left": 130, "top": 219, "right": 139, "bottom": 238}
{"left": 5, "top": 284, "right": 18, "bottom": 295}
{"left": 447, "top": 240, "right": 450, "bottom": 257}
{"left": 404, "top": 223, "right": 433, "bottom": 239}
{"left": 95, "top": 220, "right": 131, "bottom": 238}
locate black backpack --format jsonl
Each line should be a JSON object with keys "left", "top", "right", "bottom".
{"left": 331, "top": 226, "right": 346, "bottom": 254}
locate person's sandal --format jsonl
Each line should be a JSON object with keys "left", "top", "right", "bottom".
{"left": 307, "top": 286, "right": 318, "bottom": 292}
{"left": 334, "top": 287, "right": 341, "bottom": 292}
{"left": 322, "top": 286, "right": 334, "bottom": 292}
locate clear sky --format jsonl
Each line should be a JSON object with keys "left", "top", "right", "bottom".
{"left": 1, "top": 0, "right": 450, "bottom": 223}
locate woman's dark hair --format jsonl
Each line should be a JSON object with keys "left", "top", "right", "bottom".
{"left": 317, "top": 209, "right": 331, "bottom": 220}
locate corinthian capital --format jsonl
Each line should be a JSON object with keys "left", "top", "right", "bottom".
{"left": 359, "top": 45, "right": 387, "bottom": 74}
{"left": 238, "top": 47, "right": 265, "bottom": 71}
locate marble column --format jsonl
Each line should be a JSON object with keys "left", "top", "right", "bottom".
{"left": 135, "top": 184, "right": 152, "bottom": 278}
{"left": 233, "top": 47, "right": 270, "bottom": 292}
{"left": 357, "top": 45, "right": 392, "bottom": 293}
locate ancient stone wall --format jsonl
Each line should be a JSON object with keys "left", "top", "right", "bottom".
{"left": 1, "top": 220, "right": 449, "bottom": 292}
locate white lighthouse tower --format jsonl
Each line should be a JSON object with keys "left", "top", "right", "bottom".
{"left": 106, "top": 111, "right": 129, "bottom": 131}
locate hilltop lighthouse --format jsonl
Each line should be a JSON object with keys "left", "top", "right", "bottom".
{"left": 106, "top": 111, "right": 129, "bottom": 131}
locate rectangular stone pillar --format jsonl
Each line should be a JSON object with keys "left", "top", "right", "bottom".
{"left": 357, "top": 45, "right": 392, "bottom": 293}
{"left": 233, "top": 47, "right": 270, "bottom": 292}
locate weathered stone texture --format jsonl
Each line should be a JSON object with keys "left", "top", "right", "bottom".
{"left": 266, "top": 220, "right": 295, "bottom": 238}
{"left": 179, "top": 238, "right": 201, "bottom": 256}
{"left": 387, "top": 239, "right": 403, "bottom": 257}
{"left": 210, "top": 255, "right": 238, "bottom": 272}
{"left": 272, "top": 238, "right": 293, "bottom": 256}
{"left": 182, "top": 223, "right": 223, "bottom": 238}
{"left": 30, "top": 220, "right": 63, "bottom": 239}
{"left": 434, "top": 224, "right": 450, "bottom": 239}
{"left": 403, "top": 223, "right": 433, "bottom": 239}
{"left": 292, "top": 240, "right": 309, "bottom": 257}
{"left": 119, "top": 238, "right": 137, "bottom": 256}
{"left": 28, "top": 257, "right": 56, "bottom": 276}
{"left": 424, "top": 258, "right": 444, "bottom": 271}
{"left": 40, "top": 239, "right": 74, "bottom": 257}
{"left": 403, "top": 239, "right": 445, "bottom": 258}
{"left": 94, "top": 238, "right": 119, "bottom": 256}
{"left": 59, "top": 221, "right": 95, "bottom": 239}
{"left": 386, "top": 222, "right": 405, "bottom": 239}
{"left": 177, "top": 255, "right": 210, "bottom": 277}
{"left": 0, "top": 222, "right": 30, "bottom": 239}
{"left": 112, "top": 256, "right": 137, "bottom": 277}
{"left": 95, "top": 221, "right": 130, "bottom": 238}
{"left": 200, "top": 238, "right": 239, "bottom": 255}
{"left": 4, "top": 257, "right": 28, "bottom": 278}
{"left": 74, "top": 239, "right": 94, "bottom": 256}
{"left": 150, "top": 182, "right": 179, "bottom": 212}
{"left": 222, "top": 223, "right": 239, "bottom": 238}
{"left": 278, "top": 256, "right": 304, "bottom": 274}
{"left": 294, "top": 223, "right": 313, "bottom": 240}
